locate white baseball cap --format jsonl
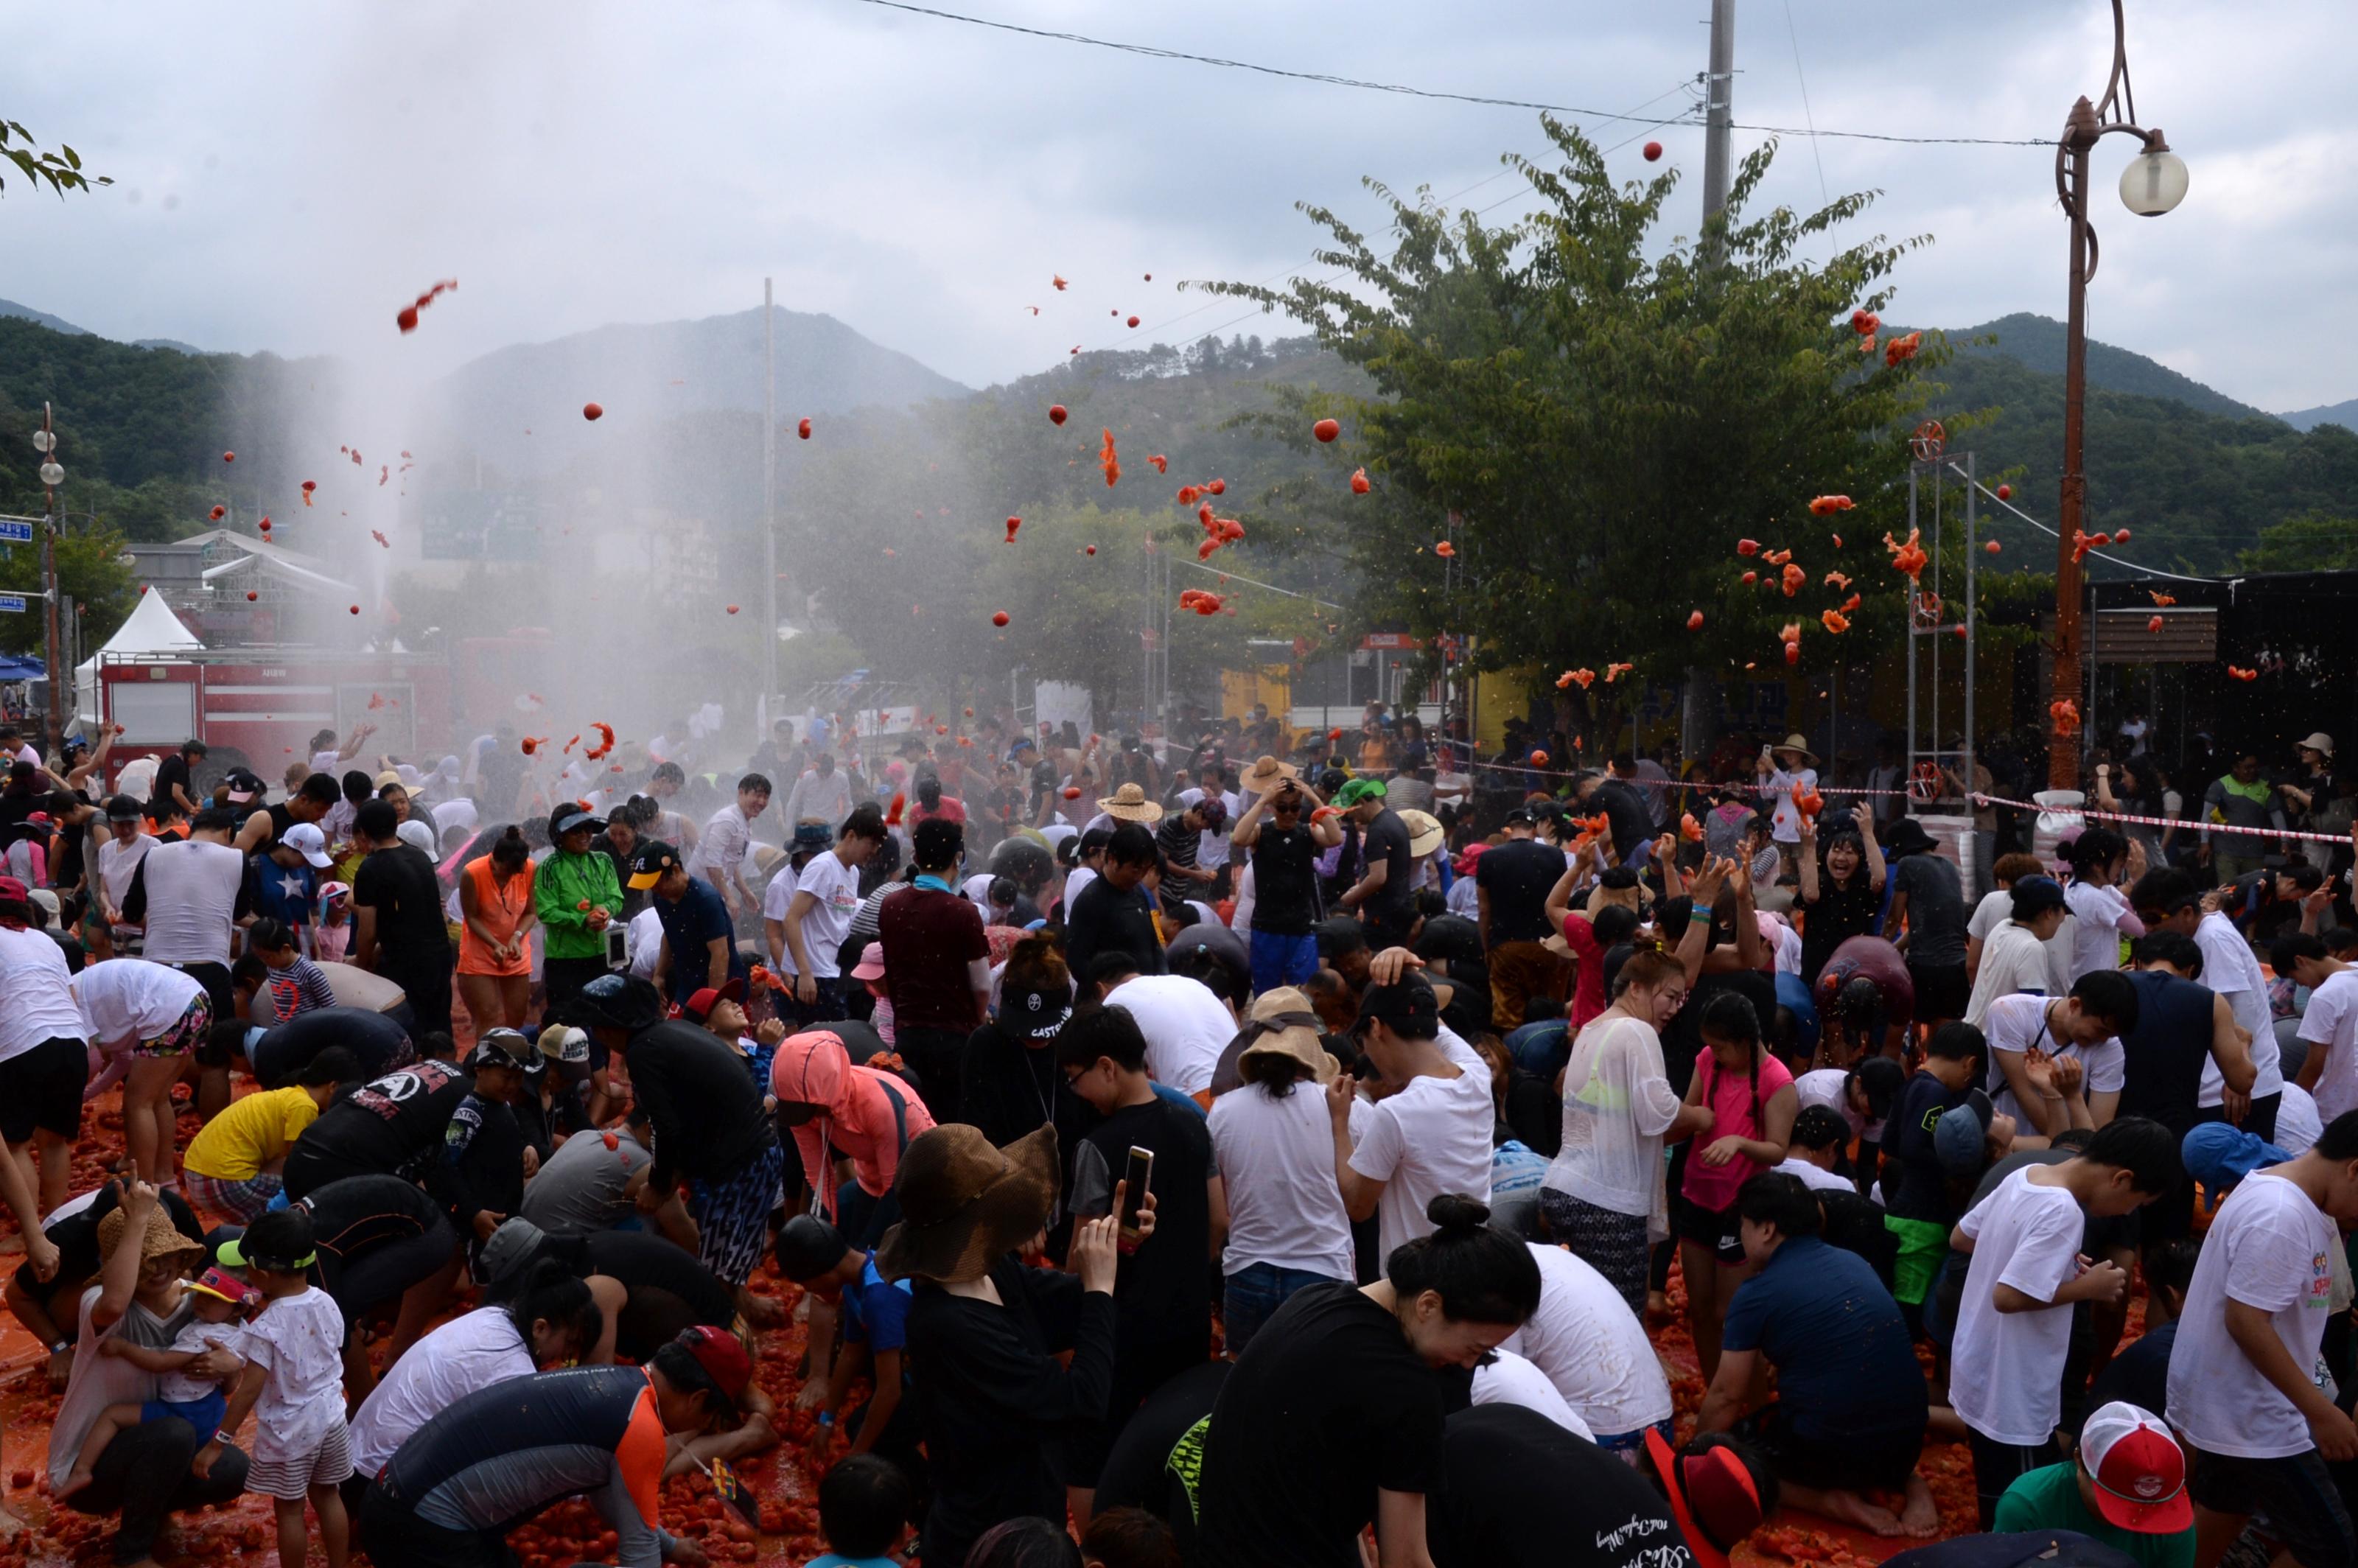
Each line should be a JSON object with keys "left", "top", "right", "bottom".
{"left": 281, "top": 821, "right": 332, "bottom": 869}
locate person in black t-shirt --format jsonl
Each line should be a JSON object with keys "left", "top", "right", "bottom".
{"left": 1430, "top": 1404, "right": 1721, "bottom": 1568}
{"left": 5, "top": 1183, "right": 204, "bottom": 1379}
{"left": 1054, "top": 1005, "right": 1222, "bottom": 1508}
{"left": 147, "top": 740, "right": 205, "bottom": 821}
{"left": 281, "top": 1059, "right": 476, "bottom": 1202}
{"left": 1066, "top": 825, "right": 1166, "bottom": 982}
{"left": 1194, "top": 1196, "right": 1541, "bottom": 1568}
{"left": 1474, "top": 808, "right": 1574, "bottom": 1030}
{"left": 248, "top": 1007, "right": 413, "bottom": 1088}
{"left": 1797, "top": 804, "right": 1888, "bottom": 987}
{"left": 1334, "top": 779, "right": 1415, "bottom": 948}
{"left": 479, "top": 1217, "right": 740, "bottom": 1362}
{"left": 350, "top": 799, "right": 455, "bottom": 1037}
{"left": 1232, "top": 766, "right": 1341, "bottom": 996}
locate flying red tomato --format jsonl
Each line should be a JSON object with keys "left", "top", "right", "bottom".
{"left": 1351, "top": 468, "right": 1371, "bottom": 494}
{"left": 1434, "top": 541, "right": 1457, "bottom": 559}
{"left": 1005, "top": 517, "right": 1022, "bottom": 543}
{"left": 1206, "top": 480, "right": 1225, "bottom": 497}
{"left": 582, "top": 402, "right": 603, "bottom": 421}
{"left": 1049, "top": 405, "right": 1068, "bottom": 426}
{"left": 396, "top": 306, "right": 419, "bottom": 332}
{"left": 797, "top": 418, "right": 811, "bottom": 440}
{"left": 1643, "top": 141, "right": 1663, "bottom": 161}
{"left": 1312, "top": 419, "right": 1340, "bottom": 443}
{"left": 1985, "top": 540, "right": 2002, "bottom": 555}
{"left": 2148, "top": 615, "right": 2165, "bottom": 633}
{"left": 209, "top": 505, "right": 225, "bottom": 521}
{"left": 726, "top": 605, "right": 740, "bottom": 615}
{"left": 1687, "top": 610, "right": 1704, "bottom": 630}
{"left": 993, "top": 611, "right": 1010, "bottom": 626}
{"left": 1995, "top": 483, "right": 2012, "bottom": 501}
{"left": 349, "top": 605, "right": 360, "bottom": 615}
{"left": 245, "top": 591, "right": 257, "bottom": 601}
{"left": 1085, "top": 545, "right": 1096, "bottom": 556}
{"left": 223, "top": 452, "right": 234, "bottom": 463}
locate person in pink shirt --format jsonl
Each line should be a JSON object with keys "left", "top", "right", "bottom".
{"left": 1676, "top": 990, "right": 1797, "bottom": 1379}
{"left": 771, "top": 1028, "right": 936, "bottom": 1247}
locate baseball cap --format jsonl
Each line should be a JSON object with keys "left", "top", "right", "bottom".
{"left": 2079, "top": 1401, "right": 2193, "bottom": 1533}
{"left": 223, "top": 769, "right": 265, "bottom": 804}
{"left": 626, "top": 841, "right": 681, "bottom": 891}
{"left": 1933, "top": 1088, "right": 1996, "bottom": 1177}
{"left": 281, "top": 821, "right": 332, "bottom": 869}
{"left": 187, "top": 1265, "right": 260, "bottom": 1311}
{"left": 850, "top": 942, "right": 886, "bottom": 981}
{"left": 0, "top": 875, "right": 28, "bottom": 907}
{"left": 2009, "top": 875, "right": 2068, "bottom": 919}
{"left": 676, "top": 979, "right": 745, "bottom": 1023}
{"left": 1331, "top": 777, "right": 1387, "bottom": 808}
{"left": 396, "top": 819, "right": 438, "bottom": 857}
{"left": 539, "top": 1024, "right": 592, "bottom": 1065}
{"left": 1001, "top": 979, "right": 1071, "bottom": 1039}
{"left": 2180, "top": 1122, "right": 2290, "bottom": 1192}
{"left": 671, "top": 1324, "right": 752, "bottom": 1416}
{"left": 104, "top": 794, "right": 144, "bottom": 822}
{"left": 218, "top": 1207, "right": 316, "bottom": 1273}
{"left": 1355, "top": 972, "right": 1440, "bottom": 1032}
{"left": 469, "top": 1028, "right": 541, "bottom": 1074}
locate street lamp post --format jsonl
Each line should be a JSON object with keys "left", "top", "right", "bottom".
{"left": 33, "top": 405, "right": 68, "bottom": 757}
{"left": 2049, "top": 0, "right": 2189, "bottom": 790}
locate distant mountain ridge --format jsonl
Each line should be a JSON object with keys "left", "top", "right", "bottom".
{"left": 426, "top": 305, "right": 972, "bottom": 477}
{"left": 1942, "top": 312, "right": 2277, "bottom": 423}
{"left": 2281, "top": 399, "right": 2358, "bottom": 434}
{"left": 0, "top": 297, "right": 91, "bottom": 337}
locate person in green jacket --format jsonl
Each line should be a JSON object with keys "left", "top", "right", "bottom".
{"left": 536, "top": 804, "right": 623, "bottom": 1116}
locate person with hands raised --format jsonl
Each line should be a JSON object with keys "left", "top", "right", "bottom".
{"left": 1797, "top": 803, "right": 1886, "bottom": 988}
{"left": 887, "top": 1121, "right": 1147, "bottom": 1568}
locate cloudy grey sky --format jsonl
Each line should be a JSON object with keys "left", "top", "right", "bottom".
{"left": 4, "top": 0, "right": 2348, "bottom": 410}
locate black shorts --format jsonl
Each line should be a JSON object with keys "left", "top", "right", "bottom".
{"left": 0, "top": 1036, "right": 90, "bottom": 1144}
{"left": 2186, "top": 1444, "right": 2353, "bottom": 1568}
{"left": 1906, "top": 962, "right": 1970, "bottom": 1023}
{"left": 1744, "top": 1407, "right": 1925, "bottom": 1496}
{"left": 1675, "top": 1194, "right": 1744, "bottom": 1266}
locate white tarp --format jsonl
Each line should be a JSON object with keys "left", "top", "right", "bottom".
{"left": 74, "top": 591, "right": 203, "bottom": 724}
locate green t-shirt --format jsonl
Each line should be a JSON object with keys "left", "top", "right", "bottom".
{"left": 1993, "top": 1462, "right": 2192, "bottom": 1568}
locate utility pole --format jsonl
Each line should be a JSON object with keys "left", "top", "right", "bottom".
{"left": 1684, "top": 0, "right": 1738, "bottom": 763}
{"left": 763, "top": 279, "right": 779, "bottom": 730}
{"left": 38, "top": 405, "right": 65, "bottom": 757}
{"left": 1702, "top": 0, "right": 1737, "bottom": 229}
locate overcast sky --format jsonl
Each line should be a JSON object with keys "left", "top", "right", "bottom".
{"left": 3, "top": 0, "right": 2348, "bottom": 411}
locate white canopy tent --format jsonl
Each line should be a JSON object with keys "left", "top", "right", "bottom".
{"left": 73, "top": 589, "right": 204, "bottom": 727}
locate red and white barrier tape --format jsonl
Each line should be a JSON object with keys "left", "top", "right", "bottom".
{"left": 1967, "top": 793, "right": 2345, "bottom": 847}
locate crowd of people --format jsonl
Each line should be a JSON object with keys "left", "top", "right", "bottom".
{"left": 1, "top": 698, "right": 2356, "bottom": 1568}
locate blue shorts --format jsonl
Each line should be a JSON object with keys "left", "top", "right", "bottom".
{"left": 143, "top": 1390, "right": 227, "bottom": 1444}
{"left": 1248, "top": 928, "right": 1320, "bottom": 995}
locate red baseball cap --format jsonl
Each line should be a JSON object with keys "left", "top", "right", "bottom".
{"left": 672, "top": 1325, "right": 751, "bottom": 1411}
{"left": 0, "top": 875, "right": 26, "bottom": 904}
{"left": 674, "top": 978, "right": 747, "bottom": 1023}
{"left": 1645, "top": 1427, "right": 1766, "bottom": 1568}
{"left": 2081, "top": 1401, "right": 2192, "bottom": 1533}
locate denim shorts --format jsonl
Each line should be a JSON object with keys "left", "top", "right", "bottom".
{"left": 1223, "top": 1262, "right": 1346, "bottom": 1357}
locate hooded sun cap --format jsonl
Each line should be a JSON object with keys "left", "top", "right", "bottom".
{"left": 1001, "top": 979, "right": 1072, "bottom": 1040}
{"left": 875, "top": 1123, "right": 1060, "bottom": 1284}
{"left": 97, "top": 1206, "right": 207, "bottom": 1273}
{"left": 281, "top": 821, "right": 333, "bottom": 869}
{"left": 626, "top": 841, "right": 682, "bottom": 890}
{"left": 1933, "top": 1088, "right": 1997, "bottom": 1177}
{"left": 1095, "top": 783, "right": 1164, "bottom": 825}
{"left": 1232, "top": 987, "right": 1337, "bottom": 1085}
{"left": 539, "top": 1024, "right": 592, "bottom": 1065}
{"left": 1771, "top": 732, "right": 1819, "bottom": 767}
{"left": 1331, "top": 777, "right": 1388, "bottom": 809}
{"left": 670, "top": 1324, "right": 752, "bottom": 1416}
{"left": 850, "top": 942, "right": 887, "bottom": 982}
{"left": 1399, "top": 809, "right": 1446, "bottom": 859}
{"left": 2180, "top": 1122, "right": 2290, "bottom": 1191}
{"left": 2079, "top": 1401, "right": 2193, "bottom": 1533}
{"left": 552, "top": 804, "right": 606, "bottom": 838}
{"left": 187, "top": 1265, "right": 260, "bottom": 1311}
{"left": 2300, "top": 732, "right": 2337, "bottom": 758}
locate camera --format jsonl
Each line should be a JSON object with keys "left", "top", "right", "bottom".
{"left": 603, "top": 923, "right": 630, "bottom": 971}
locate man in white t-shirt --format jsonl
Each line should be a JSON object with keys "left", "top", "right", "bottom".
{"left": 1105, "top": 970, "right": 1236, "bottom": 1096}
{"left": 94, "top": 796, "right": 157, "bottom": 948}
{"left": 119, "top": 808, "right": 247, "bottom": 1005}
{"left": 1965, "top": 876, "right": 2071, "bottom": 1027}
{"left": 2277, "top": 935, "right": 2358, "bottom": 1124}
{"left": 2166, "top": 1118, "right": 2358, "bottom": 1566}
{"left": 763, "top": 803, "right": 886, "bottom": 1027}
{"left": 1979, "top": 980, "right": 2134, "bottom": 1137}
{"left": 1950, "top": 1118, "right": 2177, "bottom": 1527}
{"left": 1334, "top": 973, "right": 1494, "bottom": 1259}
{"left": 1500, "top": 1239, "right": 1673, "bottom": 1448}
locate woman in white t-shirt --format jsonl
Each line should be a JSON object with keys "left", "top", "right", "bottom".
{"left": 1539, "top": 948, "right": 1711, "bottom": 1316}
{"left": 71, "top": 959, "right": 210, "bottom": 1186}
{"left": 1501, "top": 1239, "right": 1673, "bottom": 1452}
{"left": 2057, "top": 828, "right": 2145, "bottom": 987}
{"left": 1208, "top": 994, "right": 1363, "bottom": 1354}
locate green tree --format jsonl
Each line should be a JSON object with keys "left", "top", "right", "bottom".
{"left": 1200, "top": 116, "right": 1947, "bottom": 703}
{"left": 0, "top": 519, "right": 133, "bottom": 657}
{"left": 2239, "top": 510, "right": 2358, "bottom": 573}
{"left": 0, "top": 119, "right": 109, "bottom": 197}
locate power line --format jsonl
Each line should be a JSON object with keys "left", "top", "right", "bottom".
{"left": 1945, "top": 461, "right": 2221, "bottom": 584}
{"left": 842, "top": 0, "right": 2051, "bottom": 147}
